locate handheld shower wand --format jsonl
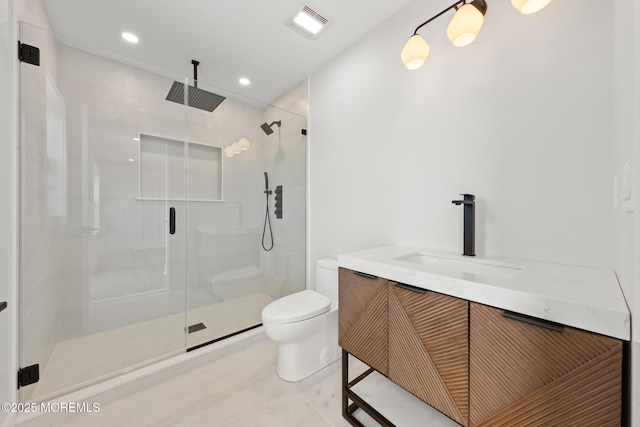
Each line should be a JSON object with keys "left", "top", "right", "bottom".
{"left": 262, "top": 172, "right": 274, "bottom": 251}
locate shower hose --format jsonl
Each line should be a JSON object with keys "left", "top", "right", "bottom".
{"left": 262, "top": 191, "right": 274, "bottom": 251}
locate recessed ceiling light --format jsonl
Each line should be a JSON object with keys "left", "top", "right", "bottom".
{"left": 128, "top": 158, "right": 135, "bottom": 162}
{"left": 133, "top": 137, "right": 140, "bottom": 141}
{"left": 239, "top": 77, "right": 250, "bottom": 86}
{"left": 121, "top": 32, "right": 139, "bottom": 44}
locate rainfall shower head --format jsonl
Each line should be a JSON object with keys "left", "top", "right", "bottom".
{"left": 166, "top": 60, "right": 226, "bottom": 112}
{"left": 260, "top": 121, "right": 282, "bottom": 135}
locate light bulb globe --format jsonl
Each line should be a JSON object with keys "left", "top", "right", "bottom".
{"left": 401, "top": 35, "right": 430, "bottom": 70}
{"left": 511, "top": 0, "right": 551, "bottom": 14}
{"left": 447, "top": 3, "right": 485, "bottom": 47}
{"left": 238, "top": 137, "right": 250, "bottom": 151}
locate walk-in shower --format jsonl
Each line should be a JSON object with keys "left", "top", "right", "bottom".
{"left": 18, "top": 22, "right": 307, "bottom": 403}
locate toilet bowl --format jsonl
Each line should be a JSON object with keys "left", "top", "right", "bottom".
{"left": 261, "top": 258, "right": 340, "bottom": 382}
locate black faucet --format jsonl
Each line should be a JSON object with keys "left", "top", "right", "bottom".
{"left": 452, "top": 194, "right": 475, "bottom": 257}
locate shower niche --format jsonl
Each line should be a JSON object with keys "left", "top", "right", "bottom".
{"left": 138, "top": 133, "right": 224, "bottom": 201}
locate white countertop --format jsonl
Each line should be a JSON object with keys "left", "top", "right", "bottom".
{"left": 338, "top": 245, "right": 630, "bottom": 341}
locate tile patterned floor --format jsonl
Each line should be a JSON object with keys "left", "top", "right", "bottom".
{"left": 42, "top": 338, "right": 459, "bottom": 427}
{"left": 31, "top": 293, "right": 274, "bottom": 401}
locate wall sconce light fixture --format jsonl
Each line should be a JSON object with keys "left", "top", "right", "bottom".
{"left": 401, "top": 0, "right": 487, "bottom": 70}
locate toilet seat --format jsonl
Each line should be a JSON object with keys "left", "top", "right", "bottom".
{"left": 262, "top": 290, "right": 330, "bottom": 324}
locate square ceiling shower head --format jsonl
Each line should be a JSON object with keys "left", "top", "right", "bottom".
{"left": 166, "top": 81, "right": 226, "bottom": 112}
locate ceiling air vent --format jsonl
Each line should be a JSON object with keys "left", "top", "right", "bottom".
{"left": 285, "top": 1, "right": 333, "bottom": 40}
{"left": 302, "top": 6, "right": 328, "bottom": 25}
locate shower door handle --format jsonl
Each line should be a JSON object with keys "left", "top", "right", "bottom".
{"left": 169, "top": 207, "right": 176, "bottom": 235}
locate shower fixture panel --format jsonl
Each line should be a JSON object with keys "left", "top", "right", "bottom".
{"left": 166, "top": 60, "right": 226, "bottom": 112}
{"left": 275, "top": 185, "right": 283, "bottom": 219}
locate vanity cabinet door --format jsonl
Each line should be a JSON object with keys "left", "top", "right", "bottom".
{"left": 338, "top": 268, "right": 388, "bottom": 375}
{"left": 388, "top": 283, "right": 469, "bottom": 426}
{"left": 469, "top": 302, "right": 622, "bottom": 427}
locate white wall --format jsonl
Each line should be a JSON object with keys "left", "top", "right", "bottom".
{"left": 0, "top": 0, "right": 17, "bottom": 424}
{"left": 613, "top": 0, "right": 640, "bottom": 424}
{"left": 631, "top": 1, "right": 640, "bottom": 424}
{"left": 613, "top": 0, "right": 635, "bottom": 320}
{"left": 309, "top": 0, "right": 613, "bottom": 269}
{"left": 310, "top": 0, "right": 639, "bottom": 422}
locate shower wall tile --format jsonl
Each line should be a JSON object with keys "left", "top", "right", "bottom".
{"left": 58, "top": 45, "right": 183, "bottom": 104}
{"left": 65, "top": 157, "right": 84, "bottom": 199}
{"left": 96, "top": 161, "right": 126, "bottom": 199}
{"left": 90, "top": 265, "right": 169, "bottom": 301}
{"left": 139, "top": 169, "right": 164, "bottom": 200}
{"left": 123, "top": 200, "right": 142, "bottom": 234}
{"left": 98, "top": 198, "right": 125, "bottom": 234}
{"left": 89, "top": 130, "right": 139, "bottom": 164}
{"left": 140, "top": 202, "right": 166, "bottom": 234}
{"left": 59, "top": 196, "right": 83, "bottom": 227}
{"left": 63, "top": 118, "right": 83, "bottom": 161}
{"left": 56, "top": 274, "right": 84, "bottom": 317}
{"left": 122, "top": 163, "right": 139, "bottom": 199}
{"left": 57, "top": 235, "right": 84, "bottom": 276}
{"left": 59, "top": 78, "right": 190, "bottom": 141}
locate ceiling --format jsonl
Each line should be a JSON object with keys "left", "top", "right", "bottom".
{"left": 41, "top": 0, "right": 413, "bottom": 106}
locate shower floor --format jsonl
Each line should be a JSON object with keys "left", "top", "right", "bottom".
{"left": 29, "top": 291, "right": 274, "bottom": 402}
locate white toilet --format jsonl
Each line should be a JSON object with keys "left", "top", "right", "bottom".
{"left": 261, "top": 258, "right": 340, "bottom": 382}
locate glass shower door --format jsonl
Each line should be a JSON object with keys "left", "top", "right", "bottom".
{"left": 18, "top": 22, "right": 189, "bottom": 402}
{"left": 184, "top": 81, "right": 308, "bottom": 349}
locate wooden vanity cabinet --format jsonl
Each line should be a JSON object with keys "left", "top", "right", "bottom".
{"left": 338, "top": 267, "right": 388, "bottom": 375}
{"left": 339, "top": 267, "right": 624, "bottom": 427}
{"left": 388, "top": 283, "right": 469, "bottom": 426}
{"left": 469, "top": 302, "right": 622, "bottom": 427}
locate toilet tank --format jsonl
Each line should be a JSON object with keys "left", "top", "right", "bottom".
{"left": 315, "top": 258, "right": 339, "bottom": 302}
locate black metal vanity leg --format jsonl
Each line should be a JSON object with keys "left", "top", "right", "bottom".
{"left": 342, "top": 349, "right": 349, "bottom": 417}
{"left": 341, "top": 349, "right": 395, "bottom": 427}
{"left": 342, "top": 349, "right": 365, "bottom": 427}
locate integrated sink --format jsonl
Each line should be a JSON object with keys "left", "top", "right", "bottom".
{"left": 396, "top": 252, "right": 523, "bottom": 280}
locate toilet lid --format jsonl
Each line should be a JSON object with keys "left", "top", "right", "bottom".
{"left": 262, "top": 290, "right": 331, "bottom": 324}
